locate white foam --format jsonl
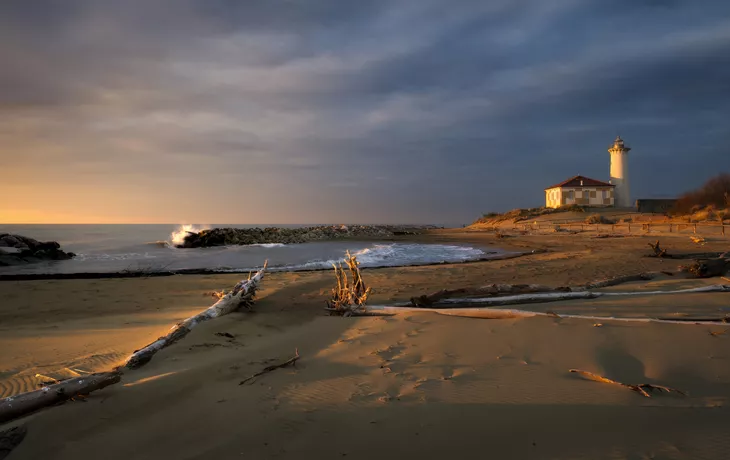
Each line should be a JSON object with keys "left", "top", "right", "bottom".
{"left": 276, "top": 243, "right": 486, "bottom": 271}
{"left": 170, "top": 224, "right": 209, "bottom": 246}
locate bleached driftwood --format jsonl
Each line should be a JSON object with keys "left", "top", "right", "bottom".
{"left": 0, "top": 371, "right": 121, "bottom": 424}
{"left": 125, "top": 261, "right": 268, "bottom": 369}
{"left": 410, "top": 272, "right": 675, "bottom": 307}
{"left": 352, "top": 304, "right": 730, "bottom": 326}
{"left": 326, "top": 252, "right": 371, "bottom": 316}
{"left": 432, "top": 284, "right": 730, "bottom": 307}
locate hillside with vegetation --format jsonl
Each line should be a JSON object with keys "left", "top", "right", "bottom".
{"left": 671, "top": 173, "right": 729, "bottom": 222}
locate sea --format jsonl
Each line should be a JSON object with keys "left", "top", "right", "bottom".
{"left": 0, "top": 224, "right": 500, "bottom": 275}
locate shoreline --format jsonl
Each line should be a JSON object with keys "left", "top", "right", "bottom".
{"left": 0, "top": 252, "right": 527, "bottom": 281}
{"left": 0, "top": 232, "right": 515, "bottom": 281}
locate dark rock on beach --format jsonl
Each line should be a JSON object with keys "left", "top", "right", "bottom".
{"left": 177, "top": 225, "right": 434, "bottom": 248}
{"left": 0, "top": 234, "right": 75, "bottom": 266}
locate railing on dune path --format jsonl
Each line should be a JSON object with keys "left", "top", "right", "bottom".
{"left": 509, "top": 221, "right": 729, "bottom": 237}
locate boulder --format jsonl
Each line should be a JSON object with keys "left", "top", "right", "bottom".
{"left": 0, "top": 234, "right": 75, "bottom": 266}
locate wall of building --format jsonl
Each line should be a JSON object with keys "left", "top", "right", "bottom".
{"left": 545, "top": 187, "right": 615, "bottom": 208}
{"left": 635, "top": 199, "right": 677, "bottom": 213}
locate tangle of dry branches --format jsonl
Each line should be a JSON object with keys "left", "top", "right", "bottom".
{"left": 325, "top": 251, "right": 372, "bottom": 316}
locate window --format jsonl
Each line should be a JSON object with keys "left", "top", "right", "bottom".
{"left": 590, "top": 191, "right": 597, "bottom": 198}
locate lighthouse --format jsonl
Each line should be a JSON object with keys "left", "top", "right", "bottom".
{"left": 608, "top": 136, "right": 632, "bottom": 208}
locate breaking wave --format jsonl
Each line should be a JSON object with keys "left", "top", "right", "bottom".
{"left": 170, "top": 224, "right": 209, "bottom": 247}
{"left": 274, "top": 243, "right": 486, "bottom": 271}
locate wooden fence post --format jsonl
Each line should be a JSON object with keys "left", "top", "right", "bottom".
{"left": 669, "top": 224, "right": 672, "bottom": 233}
{"left": 694, "top": 224, "right": 697, "bottom": 234}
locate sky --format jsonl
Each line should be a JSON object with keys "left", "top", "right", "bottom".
{"left": 2, "top": 0, "right": 730, "bottom": 224}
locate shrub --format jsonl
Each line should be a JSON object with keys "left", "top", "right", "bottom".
{"left": 585, "top": 214, "right": 615, "bottom": 224}
{"left": 673, "top": 173, "right": 730, "bottom": 214}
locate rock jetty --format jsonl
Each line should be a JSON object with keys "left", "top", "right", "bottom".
{"left": 0, "top": 234, "right": 76, "bottom": 266}
{"left": 177, "top": 225, "right": 432, "bottom": 248}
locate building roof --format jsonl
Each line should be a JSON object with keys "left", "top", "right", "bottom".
{"left": 545, "top": 175, "right": 615, "bottom": 190}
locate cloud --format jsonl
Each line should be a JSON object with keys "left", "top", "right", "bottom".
{"left": 1, "top": 0, "right": 730, "bottom": 223}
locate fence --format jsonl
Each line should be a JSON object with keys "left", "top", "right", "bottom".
{"left": 512, "top": 221, "right": 729, "bottom": 237}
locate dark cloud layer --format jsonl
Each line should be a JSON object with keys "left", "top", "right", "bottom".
{"left": 2, "top": 0, "right": 730, "bottom": 223}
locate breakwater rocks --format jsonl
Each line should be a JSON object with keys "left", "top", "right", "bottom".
{"left": 0, "top": 234, "right": 75, "bottom": 266}
{"left": 177, "top": 225, "right": 436, "bottom": 248}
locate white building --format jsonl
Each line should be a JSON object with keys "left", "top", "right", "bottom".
{"left": 544, "top": 175, "right": 615, "bottom": 208}
{"left": 608, "top": 136, "right": 632, "bottom": 207}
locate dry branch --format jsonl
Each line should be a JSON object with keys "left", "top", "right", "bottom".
{"left": 239, "top": 349, "right": 300, "bottom": 385}
{"left": 326, "top": 251, "right": 371, "bottom": 316}
{"left": 347, "top": 304, "right": 730, "bottom": 325}
{"left": 425, "top": 284, "right": 729, "bottom": 308}
{"left": 0, "top": 371, "right": 121, "bottom": 424}
{"left": 569, "top": 369, "right": 685, "bottom": 398}
{"left": 648, "top": 240, "right": 668, "bottom": 258}
{"left": 125, "top": 261, "right": 268, "bottom": 369}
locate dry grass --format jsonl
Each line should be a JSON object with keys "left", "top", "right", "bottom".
{"left": 584, "top": 214, "right": 615, "bottom": 224}
{"left": 474, "top": 205, "right": 585, "bottom": 225}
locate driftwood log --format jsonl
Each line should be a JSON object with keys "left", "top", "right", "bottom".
{"left": 351, "top": 304, "right": 730, "bottom": 325}
{"left": 431, "top": 284, "right": 730, "bottom": 308}
{"left": 0, "top": 371, "right": 121, "bottom": 424}
{"left": 680, "top": 252, "right": 730, "bottom": 278}
{"left": 410, "top": 284, "right": 572, "bottom": 307}
{"left": 411, "top": 272, "right": 676, "bottom": 307}
{"left": 125, "top": 261, "right": 268, "bottom": 369}
{"left": 0, "top": 266, "right": 270, "bottom": 424}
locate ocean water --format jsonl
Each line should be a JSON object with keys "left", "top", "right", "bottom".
{"left": 0, "top": 224, "right": 497, "bottom": 275}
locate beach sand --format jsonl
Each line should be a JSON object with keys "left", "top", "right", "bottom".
{"left": 1, "top": 231, "right": 729, "bottom": 459}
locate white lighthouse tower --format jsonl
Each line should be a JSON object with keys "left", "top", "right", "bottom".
{"left": 608, "top": 135, "right": 632, "bottom": 208}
